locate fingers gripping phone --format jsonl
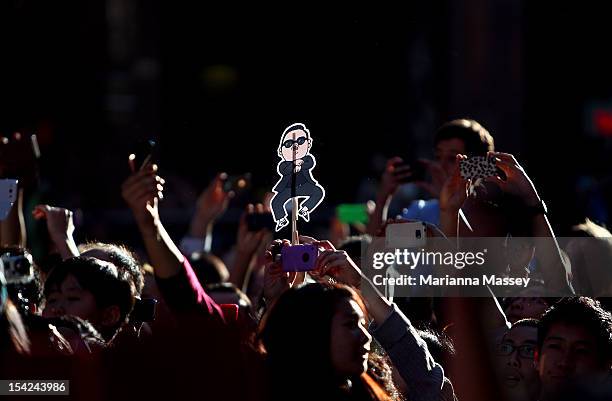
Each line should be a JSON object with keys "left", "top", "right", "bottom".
{"left": 223, "top": 173, "right": 252, "bottom": 194}
{"left": 271, "top": 242, "right": 320, "bottom": 272}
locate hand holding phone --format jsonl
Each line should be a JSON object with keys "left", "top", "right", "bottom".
{"left": 0, "top": 179, "right": 18, "bottom": 221}
{"left": 128, "top": 139, "right": 157, "bottom": 172}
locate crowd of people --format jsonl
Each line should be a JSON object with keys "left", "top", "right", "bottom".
{"left": 1, "top": 120, "right": 612, "bottom": 400}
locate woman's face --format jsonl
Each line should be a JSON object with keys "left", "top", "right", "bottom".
{"left": 43, "top": 274, "right": 99, "bottom": 324}
{"left": 329, "top": 298, "right": 372, "bottom": 377}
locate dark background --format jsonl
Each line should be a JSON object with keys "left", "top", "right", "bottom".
{"left": 1, "top": 1, "right": 611, "bottom": 248}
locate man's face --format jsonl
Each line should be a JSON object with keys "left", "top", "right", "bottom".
{"left": 496, "top": 325, "right": 540, "bottom": 400}
{"left": 538, "top": 322, "right": 606, "bottom": 395}
{"left": 280, "top": 129, "right": 310, "bottom": 161}
{"left": 435, "top": 138, "right": 465, "bottom": 176}
{"left": 329, "top": 298, "right": 372, "bottom": 377}
{"left": 43, "top": 274, "right": 100, "bottom": 323}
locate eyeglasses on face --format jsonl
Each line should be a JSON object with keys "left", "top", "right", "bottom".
{"left": 282, "top": 136, "right": 308, "bottom": 148}
{"left": 496, "top": 342, "right": 536, "bottom": 359}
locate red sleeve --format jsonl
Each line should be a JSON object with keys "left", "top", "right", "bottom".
{"left": 155, "top": 258, "right": 225, "bottom": 324}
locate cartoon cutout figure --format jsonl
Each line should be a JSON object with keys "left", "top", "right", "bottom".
{"left": 270, "top": 123, "right": 325, "bottom": 232}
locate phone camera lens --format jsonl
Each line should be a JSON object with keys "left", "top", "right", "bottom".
{"left": 416, "top": 230, "right": 421, "bottom": 239}
{"left": 302, "top": 253, "right": 310, "bottom": 263}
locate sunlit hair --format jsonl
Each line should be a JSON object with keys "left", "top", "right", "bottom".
{"left": 435, "top": 119, "right": 494, "bottom": 156}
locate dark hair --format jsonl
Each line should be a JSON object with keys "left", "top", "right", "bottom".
{"left": 188, "top": 252, "right": 229, "bottom": 286}
{"left": 259, "top": 283, "right": 394, "bottom": 400}
{"left": 417, "top": 327, "right": 456, "bottom": 365}
{"left": 512, "top": 318, "right": 540, "bottom": 330}
{"left": 79, "top": 242, "right": 144, "bottom": 297}
{"left": 278, "top": 123, "right": 311, "bottom": 154}
{"left": 44, "top": 257, "right": 135, "bottom": 338}
{"left": 259, "top": 284, "right": 355, "bottom": 376}
{"left": 207, "top": 282, "right": 251, "bottom": 308}
{"left": 434, "top": 119, "right": 494, "bottom": 157}
{"left": 537, "top": 297, "right": 612, "bottom": 364}
{"left": 339, "top": 235, "right": 372, "bottom": 268}
{"left": 502, "top": 318, "right": 539, "bottom": 343}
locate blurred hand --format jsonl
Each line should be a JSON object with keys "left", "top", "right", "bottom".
{"left": 486, "top": 152, "right": 541, "bottom": 207}
{"left": 195, "top": 172, "right": 234, "bottom": 221}
{"left": 439, "top": 154, "right": 469, "bottom": 214}
{"left": 32, "top": 205, "right": 75, "bottom": 242}
{"left": 379, "top": 157, "right": 411, "bottom": 197}
{"left": 415, "top": 159, "right": 447, "bottom": 198}
{"left": 236, "top": 203, "right": 272, "bottom": 257}
{"left": 121, "top": 163, "right": 164, "bottom": 227}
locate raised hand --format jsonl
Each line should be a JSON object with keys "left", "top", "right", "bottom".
{"left": 121, "top": 163, "right": 164, "bottom": 228}
{"left": 32, "top": 204, "right": 79, "bottom": 259}
{"left": 486, "top": 152, "right": 541, "bottom": 207}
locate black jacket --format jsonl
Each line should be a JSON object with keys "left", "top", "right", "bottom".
{"left": 272, "top": 155, "right": 316, "bottom": 192}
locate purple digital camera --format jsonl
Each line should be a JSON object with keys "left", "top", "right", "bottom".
{"left": 281, "top": 244, "right": 319, "bottom": 272}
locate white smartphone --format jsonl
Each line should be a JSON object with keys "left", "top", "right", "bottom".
{"left": 385, "top": 221, "right": 427, "bottom": 249}
{"left": 0, "top": 179, "right": 18, "bottom": 221}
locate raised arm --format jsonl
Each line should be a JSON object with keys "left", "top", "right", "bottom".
{"left": 366, "top": 157, "right": 411, "bottom": 236}
{"left": 181, "top": 173, "right": 233, "bottom": 254}
{"left": 486, "top": 151, "right": 573, "bottom": 294}
{"left": 121, "top": 163, "right": 224, "bottom": 320}
{"left": 121, "top": 164, "right": 183, "bottom": 279}
{"left": 32, "top": 204, "right": 79, "bottom": 259}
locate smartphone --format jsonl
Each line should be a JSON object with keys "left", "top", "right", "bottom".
{"left": 0, "top": 248, "right": 34, "bottom": 284}
{"left": 393, "top": 160, "right": 427, "bottom": 183}
{"left": 223, "top": 173, "right": 252, "bottom": 193}
{"left": 281, "top": 244, "right": 319, "bottom": 272}
{"left": 336, "top": 203, "right": 369, "bottom": 224}
{"left": 459, "top": 156, "right": 505, "bottom": 181}
{"left": 0, "top": 179, "right": 18, "bottom": 221}
{"left": 129, "top": 139, "right": 158, "bottom": 171}
{"left": 385, "top": 221, "right": 427, "bottom": 249}
{"left": 246, "top": 212, "right": 275, "bottom": 232}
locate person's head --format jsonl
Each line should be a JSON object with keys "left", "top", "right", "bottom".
{"left": 277, "top": 123, "right": 312, "bottom": 161}
{"left": 207, "top": 282, "right": 250, "bottom": 308}
{"left": 496, "top": 319, "right": 540, "bottom": 401}
{"left": 188, "top": 252, "right": 229, "bottom": 286}
{"left": 537, "top": 297, "right": 612, "bottom": 398}
{"left": 79, "top": 242, "right": 144, "bottom": 297}
{"left": 434, "top": 119, "right": 495, "bottom": 176}
{"left": 564, "top": 222, "right": 612, "bottom": 296}
{"left": 260, "top": 283, "right": 372, "bottom": 382}
{"left": 42, "top": 257, "right": 135, "bottom": 340}
{"left": 338, "top": 235, "right": 372, "bottom": 269}
{"left": 505, "top": 297, "right": 550, "bottom": 324}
